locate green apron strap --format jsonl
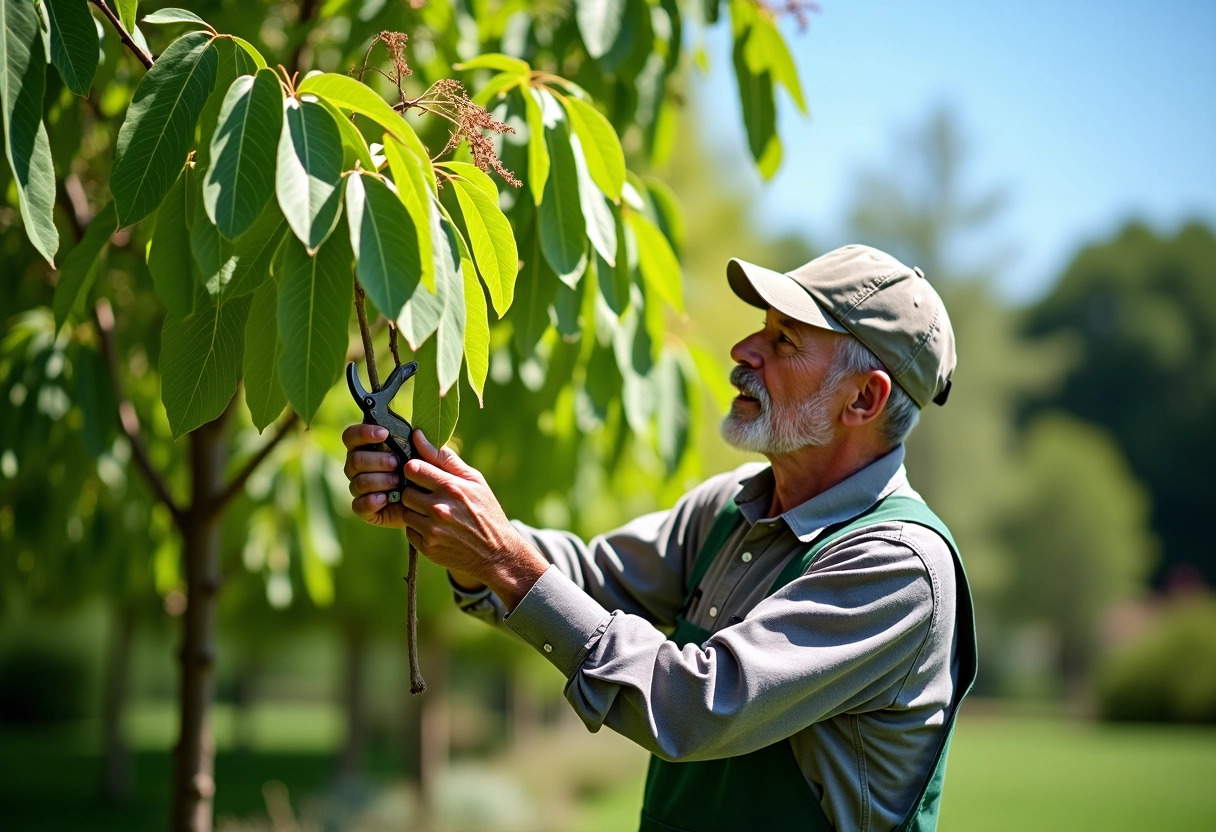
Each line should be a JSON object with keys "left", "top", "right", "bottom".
{"left": 686, "top": 498, "right": 742, "bottom": 594}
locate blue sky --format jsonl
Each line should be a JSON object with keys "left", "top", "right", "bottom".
{"left": 694, "top": 0, "right": 1216, "bottom": 302}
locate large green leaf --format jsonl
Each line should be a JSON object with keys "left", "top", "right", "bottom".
{"left": 598, "top": 209, "right": 633, "bottom": 318}
{"left": 296, "top": 72, "right": 433, "bottom": 181}
{"left": 243, "top": 274, "right": 286, "bottom": 431}
{"left": 115, "top": 0, "right": 137, "bottom": 33}
{"left": 111, "top": 32, "right": 217, "bottom": 226}
{"left": 431, "top": 200, "right": 467, "bottom": 395}
{"left": 276, "top": 232, "right": 353, "bottom": 423}
{"left": 53, "top": 203, "right": 115, "bottom": 332}
{"left": 731, "top": 25, "right": 781, "bottom": 179}
{"left": 224, "top": 199, "right": 287, "bottom": 300}
{"left": 576, "top": 0, "right": 627, "bottom": 60}
{"left": 511, "top": 226, "right": 558, "bottom": 357}
{"left": 411, "top": 336, "right": 460, "bottom": 448}
{"left": 191, "top": 191, "right": 239, "bottom": 298}
{"left": 562, "top": 96, "right": 625, "bottom": 200}
{"left": 159, "top": 294, "right": 252, "bottom": 438}
{"left": 345, "top": 170, "right": 421, "bottom": 321}
{"left": 742, "top": 12, "right": 806, "bottom": 114}
{"left": 537, "top": 92, "right": 587, "bottom": 286}
{"left": 141, "top": 8, "right": 213, "bottom": 28}
{"left": 643, "top": 176, "right": 685, "bottom": 256}
{"left": 454, "top": 53, "right": 530, "bottom": 76}
{"left": 44, "top": 0, "right": 98, "bottom": 97}
{"left": 147, "top": 164, "right": 195, "bottom": 318}
{"left": 276, "top": 96, "right": 344, "bottom": 254}
{"left": 317, "top": 95, "right": 375, "bottom": 172}
{"left": 204, "top": 69, "right": 282, "bottom": 239}
{"left": 449, "top": 173, "right": 517, "bottom": 317}
{"left": 522, "top": 87, "right": 548, "bottom": 205}
{"left": 194, "top": 37, "right": 256, "bottom": 173}
{"left": 383, "top": 133, "right": 434, "bottom": 293}
{"left": 572, "top": 135, "right": 617, "bottom": 267}
{"left": 655, "top": 348, "right": 692, "bottom": 475}
{"left": 627, "top": 210, "right": 683, "bottom": 312}
{"left": 1, "top": 0, "right": 60, "bottom": 264}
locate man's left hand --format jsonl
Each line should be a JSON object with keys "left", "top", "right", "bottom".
{"left": 399, "top": 430, "right": 548, "bottom": 610}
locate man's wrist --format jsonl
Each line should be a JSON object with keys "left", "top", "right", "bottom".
{"left": 482, "top": 534, "right": 549, "bottom": 611}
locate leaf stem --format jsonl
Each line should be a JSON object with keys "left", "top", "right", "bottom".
{"left": 89, "top": 0, "right": 154, "bottom": 70}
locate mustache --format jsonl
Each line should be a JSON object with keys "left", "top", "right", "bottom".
{"left": 729, "top": 366, "right": 769, "bottom": 403}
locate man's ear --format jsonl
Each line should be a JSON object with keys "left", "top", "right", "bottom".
{"left": 840, "top": 370, "right": 892, "bottom": 428}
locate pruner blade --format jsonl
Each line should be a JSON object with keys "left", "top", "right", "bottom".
{"left": 346, "top": 361, "right": 419, "bottom": 503}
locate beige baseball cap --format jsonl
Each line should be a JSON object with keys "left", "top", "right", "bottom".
{"left": 727, "top": 244, "right": 956, "bottom": 407}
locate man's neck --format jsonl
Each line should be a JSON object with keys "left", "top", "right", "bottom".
{"left": 764, "top": 440, "right": 889, "bottom": 518}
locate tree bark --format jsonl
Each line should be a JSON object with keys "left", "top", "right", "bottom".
{"left": 337, "top": 622, "right": 369, "bottom": 781}
{"left": 171, "top": 414, "right": 229, "bottom": 832}
{"left": 101, "top": 601, "right": 136, "bottom": 803}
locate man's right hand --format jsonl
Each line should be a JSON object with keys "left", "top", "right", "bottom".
{"left": 342, "top": 423, "right": 410, "bottom": 529}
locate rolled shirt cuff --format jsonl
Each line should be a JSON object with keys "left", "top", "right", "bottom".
{"left": 505, "top": 564, "right": 613, "bottom": 677}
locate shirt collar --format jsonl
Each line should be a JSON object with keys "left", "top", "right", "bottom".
{"left": 734, "top": 445, "right": 909, "bottom": 543}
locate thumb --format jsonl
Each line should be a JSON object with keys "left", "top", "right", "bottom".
{"left": 413, "top": 429, "right": 479, "bottom": 479}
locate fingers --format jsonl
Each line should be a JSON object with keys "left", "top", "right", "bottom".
{"left": 343, "top": 449, "right": 398, "bottom": 480}
{"left": 400, "top": 482, "right": 443, "bottom": 514}
{"left": 342, "top": 423, "right": 388, "bottom": 450}
{"left": 413, "top": 429, "right": 484, "bottom": 482}
{"left": 351, "top": 491, "right": 391, "bottom": 522}
{"left": 348, "top": 472, "right": 401, "bottom": 498}
{"left": 402, "top": 457, "right": 458, "bottom": 493}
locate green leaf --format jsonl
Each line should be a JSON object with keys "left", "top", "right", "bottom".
{"left": 411, "top": 336, "right": 460, "bottom": 448}
{"left": 431, "top": 200, "right": 467, "bottom": 395}
{"left": 53, "top": 203, "right": 115, "bottom": 332}
{"left": 511, "top": 226, "right": 558, "bottom": 357}
{"left": 453, "top": 222, "right": 489, "bottom": 405}
{"left": 296, "top": 72, "right": 433, "bottom": 181}
{"left": 537, "top": 93, "right": 587, "bottom": 286}
{"left": 562, "top": 96, "right": 625, "bottom": 201}
{"left": 1, "top": 0, "right": 61, "bottom": 264}
{"left": 277, "top": 231, "right": 353, "bottom": 423}
{"left": 159, "top": 294, "right": 252, "bottom": 438}
{"left": 440, "top": 160, "right": 497, "bottom": 201}
{"left": 231, "top": 36, "right": 267, "bottom": 69}
{"left": 148, "top": 164, "right": 195, "bottom": 318}
{"left": 572, "top": 134, "right": 617, "bottom": 267}
{"left": 627, "top": 210, "right": 683, "bottom": 312}
{"left": 191, "top": 191, "right": 239, "bottom": 299}
{"left": 744, "top": 14, "right": 807, "bottom": 114}
{"left": 204, "top": 69, "right": 282, "bottom": 239}
{"left": 141, "top": 8, "right": 213, "bottom": 29}
{"left": 576, "top": 0, "right": 627, "bottom": 60}
{"left": 318, "top": 95, "right": 375, "bottom": 172}
{"left": 111, "top": 32, "right": 217, "bottom": 226}
{"left": 450, "top": 175, "right": 517, "bottom": 317}
{"left": 471, "top": 71, "right": 523, "bottom": 108}
{"left": 44, "top": 0, "right": 98, "bottom": 97}
{"left": 194, "top": 37, "right": 255, "bottom": 174}
{"left": 522, "top": 87, "right": 548, "bottom": 205}
{"left": 243, "top": 274, "right": 286, "bottom": 431}
{"left": 643, "top": 176, "right": 685, "bottom": 257}
{"left": 115, "top": 0, "right": 137, "bottom": 33}
{"left": 731, "top": 26, "right": 781, "bottom": 179}
{"left": 345, "top": 170, "right": 421, "bottom": 321}
{"left": 454, "top": 53, "right": 530, "bottom": 76}
{"left": 225, "top": 199, "right": 287, "bottom": 300}
{"left": 383, "top": 134, "right": 434, "bottom": 293}
{"left": 276, "top": 96, "right": 344, "bottom": 253}
{"left": 73, "top": 345, "right": 116, "bottom": 456}
{"left": 598, "top": 209, "right": 632, "bottom": 318}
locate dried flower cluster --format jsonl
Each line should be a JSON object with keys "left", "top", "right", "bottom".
{"left": 426, "top": 79, "right": 521, "bottom": 187}
{"left": 375, "top": 31, "right": 412, "bottom": 80}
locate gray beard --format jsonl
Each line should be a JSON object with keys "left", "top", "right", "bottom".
{"left": 720, "top": 366, "right": 836, "bottom": 455}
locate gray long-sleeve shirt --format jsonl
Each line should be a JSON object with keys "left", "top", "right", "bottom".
{"left": 453, "top": 446, "right": 962, "bottom": 832}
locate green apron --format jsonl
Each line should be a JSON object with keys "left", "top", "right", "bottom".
{"left": 639, "top": 495, "right": 978, "bottom": 832}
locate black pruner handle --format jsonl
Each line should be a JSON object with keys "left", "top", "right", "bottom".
{"left": 347, "top": 361, "right": 419, "bottom": 504}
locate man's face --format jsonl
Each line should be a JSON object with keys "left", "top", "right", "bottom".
{"left": 721, "top": 307, "right": 845, "bottom": 455}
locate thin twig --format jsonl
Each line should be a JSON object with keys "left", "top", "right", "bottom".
{"left": 212, "top": 412, "right": 300, "bottom": 514}
{"left": 353, "top": 279, "right": 379, "bottom": 392}
{"left": 93, "top": 299, "right": 184, "bottom": 528}
{"left": 89, "top": 0, "right": 154, "bottom": 69}
{"left": 387, "top": 321, "right": 402, "bottom": 367}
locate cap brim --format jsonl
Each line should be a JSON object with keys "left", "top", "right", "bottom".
{"left": 727, "top": 258, "right": 847, "bottom": 333}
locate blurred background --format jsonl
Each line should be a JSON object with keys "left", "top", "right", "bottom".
{"left": 2, "top": 0, "right": 1215, "bottom": 830}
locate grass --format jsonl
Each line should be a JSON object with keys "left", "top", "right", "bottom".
{"left": 2, "top": 707, "right": 1214, "bottom": 831}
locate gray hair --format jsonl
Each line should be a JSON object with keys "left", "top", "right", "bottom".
{"left": 823, "top": 336, "right": 921, "bottom": 447}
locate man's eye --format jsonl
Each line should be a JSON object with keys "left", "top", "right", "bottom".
{"left": 778, "top": 334, "right": 793, "bottom": 345}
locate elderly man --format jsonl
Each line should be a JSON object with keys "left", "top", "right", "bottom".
{"left": 342, "top": 245, "right": 976, "bottom": 832}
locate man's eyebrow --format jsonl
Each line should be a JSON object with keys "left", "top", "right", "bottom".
{"left": 777, "top": 316, "right": 801, "bottom": 330}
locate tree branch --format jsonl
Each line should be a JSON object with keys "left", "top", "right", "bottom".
{"left": 93, "top": 298, "right": 184, "bottom": 527}
{"left": 89, "top": 0, "right": 154, "bottom": 70}
{"left": 212, "top": 411, "right": 300, "bottom": 514}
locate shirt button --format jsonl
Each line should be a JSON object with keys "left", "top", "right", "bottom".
{"left": 543, "top": 643, "right": 552, "bottom": 653}
{"left": 708, "top": 606, "right": 718, "bottom": 618}
{"left": 741, "top": 552, "right": 753, "bottom": 563}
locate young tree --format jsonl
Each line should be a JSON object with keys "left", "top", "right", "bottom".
{"left": 0, "top": 2, "right": 809, "bottom": 830}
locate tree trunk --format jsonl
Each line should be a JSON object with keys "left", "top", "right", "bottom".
{"left": 337, "top": 622, "right": 369, "bottom": 781}
{"left": 101, "top": 601, "right": 136, "bottom": 803}
{"left": 171, "top": 413, "right": 229, "bottom": 832}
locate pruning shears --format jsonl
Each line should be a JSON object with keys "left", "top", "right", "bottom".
{"left": 346, "top": 360, "right": 419, "bottom": 503}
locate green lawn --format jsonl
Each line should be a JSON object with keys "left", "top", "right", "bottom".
{"left": 3, "top": 709, "right": 1214, "bottom": 831}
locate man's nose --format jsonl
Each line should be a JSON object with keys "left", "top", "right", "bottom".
{"left": 730, "top": 331, "right": 763, "bottom": 367}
